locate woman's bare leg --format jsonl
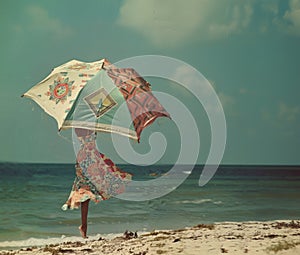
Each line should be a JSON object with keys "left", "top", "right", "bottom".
{"left": 79, "top": 199, "right": 90, "bottom": 238}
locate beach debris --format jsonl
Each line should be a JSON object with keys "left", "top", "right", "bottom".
{"left": 193, "top": 223, "right": 215, "bottom": 230}
{"left": 153, "top": 235, "right": 169, "bottom": 242}
{"left": 156, "top": 250, "right": 167, "bottom": 254}
{"left": 2, "top": 221, "right": 300, "bottom": 255}
{"left": 264, "top": 233, "right": 287, "bottom": 239}
{"left": 42, "top": 242, "right": 93, "bottom": 255}
{"left": 221, "top": 247, "right": 228, "bottom": 253}
{"left": 124, "top": 230, "right": 138, "bottom": 239}
{"left": 138, "top": 252, "right": 148, "bottom": 255}
{"left": 265, "top": 240, "right": 300, "bottom": 253}
{"left": 273, "top": 220, "right": 300, "bottom": 229}
{"left": 62, "top": 241, "right": 84, "bottom": 247}
{"left": 57, "top": 247, "right": 74, "bottom": 253}
{"left": 173, "top": 238, "right": 181, "bottom": 243}
{"left": 129, "top": 251, "right": 147, "bottom": 255}
{"left": 0, "top": 251, "right": 16, "bottom": 255}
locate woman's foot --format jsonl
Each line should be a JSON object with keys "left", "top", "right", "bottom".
{"left": 79, "top": 225, "right": 88, "bottom": 238}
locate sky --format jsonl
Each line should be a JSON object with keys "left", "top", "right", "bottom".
{"left": 0, "top": 0, "right": 299, "bottom": 165}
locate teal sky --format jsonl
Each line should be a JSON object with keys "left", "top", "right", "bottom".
{"left": 1, "top": 0, "right": 299, "bottom": 165}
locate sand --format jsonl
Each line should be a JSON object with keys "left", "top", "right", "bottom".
{"left": 1, "top": 220, "right": 299, "bottom": 255}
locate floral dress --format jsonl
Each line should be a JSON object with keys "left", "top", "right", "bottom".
{"left": 62, "top": 131, "right": 132, "bottom": 210}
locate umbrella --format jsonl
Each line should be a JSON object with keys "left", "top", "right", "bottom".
{"left": 22, "top": 58, "right": 171, "bottom": 208}
{"left": 22, "top": 58, "right": 170, "bottom": 141}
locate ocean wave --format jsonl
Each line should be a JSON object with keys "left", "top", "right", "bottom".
{"left": 0, "top": 233, "right": 119, "bottom": 249}
{"left": 174, "top": 199, "right": 223, "bottom": 205}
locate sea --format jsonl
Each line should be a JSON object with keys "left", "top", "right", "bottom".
{"left": 0, "top": 163, "right": 299, "bottom": 250}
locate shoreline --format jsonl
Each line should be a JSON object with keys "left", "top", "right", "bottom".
{"left": 1, "top": 220, "right": 299, "bottom": 255}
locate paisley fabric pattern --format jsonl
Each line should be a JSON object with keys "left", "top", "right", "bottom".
{"left": 62, "top": 130, "right": 132, "bottom": 210}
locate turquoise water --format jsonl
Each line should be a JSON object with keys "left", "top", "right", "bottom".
{"left": 0, "top": 163, "right": 299, "bottom": 249}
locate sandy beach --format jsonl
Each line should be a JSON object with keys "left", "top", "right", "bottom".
{"left": 1, "top": 220, "right": 299, "bottom": 255}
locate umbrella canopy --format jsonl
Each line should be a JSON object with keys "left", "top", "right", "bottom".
{"left": 22, "top": 59, "right": 170, "bottom": 141}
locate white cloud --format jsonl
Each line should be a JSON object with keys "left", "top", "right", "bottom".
{"left": 261, "top": 109, "right": 272, "bottom": 122}
{"left": 16, "top": 5, "right": 73, "bottom": 37}
{"left": 259, "top": 2, "right": 279, "bottom": 33}
{"left": 283, "top": 0, "right": 300, "bottom": 36}
{"left": 172, "top": 65, "right": 213, "bottom": 98}
{"left": 171, "top": 65, "right": 235, "bottom": 116}
{"left": 278, "top": 102, "right": 300, "bottom": 121}
{"left": 218, "top": 92, "right": 235, "bottom": 110}
{"left": 117, "top": 0, "right": 300, "bottom": 46}
{"left": 263, "top": 2, "right": 279, "bottom": 15}
{"left": 117, "top": 0, "right": 253, "bottom": 47}
{"left": 239, "top": 88, "right": 248, "bottom": 94}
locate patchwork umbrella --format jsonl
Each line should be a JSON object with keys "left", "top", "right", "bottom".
{"left": 22, "top": 59, "right": 170, "bottom": 141}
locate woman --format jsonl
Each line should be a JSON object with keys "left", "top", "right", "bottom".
{"left": 62, "top": 128, "right": 132, "bottom": 238}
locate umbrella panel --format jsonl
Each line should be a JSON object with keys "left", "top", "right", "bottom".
{"left": 63, "top": 69, "right": 138, "bottom": 140}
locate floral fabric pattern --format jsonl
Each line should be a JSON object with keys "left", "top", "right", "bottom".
{"left": 62, "top": 131, "right": 132, "bottom": 210}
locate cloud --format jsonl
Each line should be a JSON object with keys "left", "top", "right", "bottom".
{"left": 117, "top": 0, "right": 253, "bottom": 47}
{"left": 172, "top": 65, "right": 213, "bottom": 97}
{"left": 261, "top": 109, "right": 272, "bottom": 122}
{"left": 278, "top": 102, "right": 300, "bottom": 122}
{"left": 258, "top": 2, "right": 280, "bottom": 33}
{"left": 15, "top": 5, "right": 73, "bottom": 37}
{"left": 117, "top": 0, "right": 300, "bottom": 47}
{"left": 239, "top": 88, "right": 248, "bottom": 95}
{"left": 282, "top": 0, "right": 300, "bottom": 36}
{"left": 171, "top": 65, "right": 235, "bottom": 116}
{"left": 262, "top": 2, "right": 279, "bottom": 15}
{"left": 218, "top": 92, "right": 235, "bottom": 111}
